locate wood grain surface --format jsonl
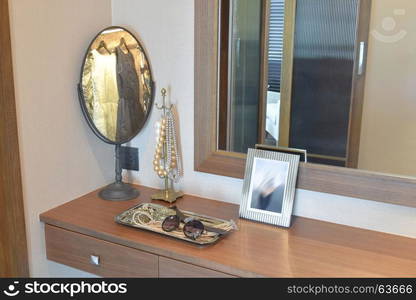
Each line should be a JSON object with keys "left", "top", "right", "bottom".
{"left": 159, "top": 257, "right": 235, "bottom": 278}
{"left": 0, "top": 0, "right": 29, "bottom": 277}
{"left": 40, "top": 185, "right": 416, "bottom": 278}
{"left": 46, "top": 225, "right": 158, "bottom": 277}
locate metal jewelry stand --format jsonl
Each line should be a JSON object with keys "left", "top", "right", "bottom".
{"left": 151, "top": 89, "right": 183, "bottom": 203}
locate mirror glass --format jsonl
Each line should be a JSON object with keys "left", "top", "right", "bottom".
{"left": 217, "top": 0, "right": 416, "bottom": 178}
{"left": 80, "top": 27, "right": 153, "bottom": 144}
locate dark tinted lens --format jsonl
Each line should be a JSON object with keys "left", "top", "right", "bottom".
{"left": 183, "top": 220, "right": 204, "bottom": 240}
{"left": 162, "top": 215, "right": 180, "bottom": 232}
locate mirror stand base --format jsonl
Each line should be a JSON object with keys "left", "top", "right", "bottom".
{"left": 151, "top": 189, "right": 184, "bottom": 204}
{"left": 99, "top": 182, "right": 139, "bottom": 201}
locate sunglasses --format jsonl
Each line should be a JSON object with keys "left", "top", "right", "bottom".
{"left": 162, "top": 206, "right": 228, "bottom": 240}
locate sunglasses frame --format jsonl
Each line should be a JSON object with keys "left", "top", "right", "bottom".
{"left": 161, "top": 208, "right": 205, "bottom": 240}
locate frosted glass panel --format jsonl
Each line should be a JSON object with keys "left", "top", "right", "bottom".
{"left": 289, "top": 0, "right": 359, "bottom": 163}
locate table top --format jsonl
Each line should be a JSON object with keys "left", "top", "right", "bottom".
{"left": 40, "top": 185, "right": 416, "bottom": 277}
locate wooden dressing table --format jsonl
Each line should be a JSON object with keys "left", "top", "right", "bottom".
{"left": 40, "top": 185, "right": 416, "bottom": 277}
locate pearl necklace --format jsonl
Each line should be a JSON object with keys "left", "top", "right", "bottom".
{"left": 153, "top": 108, "right": 182, "bottom": 182}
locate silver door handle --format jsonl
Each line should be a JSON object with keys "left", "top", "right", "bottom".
{"left": 357, "top": 41, "right": 366, "bottom": 75}
{"left": 90, "top": 255, "right": 100, "bottom": 266}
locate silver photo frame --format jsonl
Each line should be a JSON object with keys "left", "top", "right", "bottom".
{"left": 239, "top": 149, "right": 300, "bottom": 227}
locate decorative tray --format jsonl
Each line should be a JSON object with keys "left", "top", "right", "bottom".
{"left": 115, "top": 203, "right": 237, "bottom": 245}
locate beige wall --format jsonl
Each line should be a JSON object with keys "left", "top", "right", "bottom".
{"left": 358, "top": 0, "right": 416, "bottom": 177}
{"left": 9, "top": 0, "right": 113, "bottom": 276}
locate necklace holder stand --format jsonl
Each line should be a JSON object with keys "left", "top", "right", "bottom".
{"left": 151, "top": 88, "right": 184, "bottom": 203}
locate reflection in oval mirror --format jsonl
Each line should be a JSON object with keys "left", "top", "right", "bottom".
{"left": 78, "top": 26, "right": 154, "bottom": 201}
{"left": 79, "top": 26, "right": 154, "bottom": 144}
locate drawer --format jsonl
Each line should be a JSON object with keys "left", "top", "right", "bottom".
{"left": 159, "top": 257, "right": 236, "bottom": 278}
{"left": 45, "top": 224, "right": 158, "bottom": 277}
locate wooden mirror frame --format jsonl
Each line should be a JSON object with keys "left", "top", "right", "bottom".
{"left": 194, "top": 0, "right": 416, "bottom": 208}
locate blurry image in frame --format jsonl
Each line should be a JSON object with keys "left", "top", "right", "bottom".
{"left": 249, "top": 158, "right": 289, "bottom": 214}
{"left": 240, "top": 149, "right": 300, "bottom": 227}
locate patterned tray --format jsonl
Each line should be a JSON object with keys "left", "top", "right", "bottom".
{"left": 115, "top": 203, "right": 237, "bottom": 245}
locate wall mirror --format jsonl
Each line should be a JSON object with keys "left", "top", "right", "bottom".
{"left": 78, "top": 26, "right": 154, "bottom": 201}
{"left": 195, "top": 0, "right": 416, "bottom": 208}
{"left": 219, "top": 0, "right": 367, "bottom": 169}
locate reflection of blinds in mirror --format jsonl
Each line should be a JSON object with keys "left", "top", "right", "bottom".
{"left": 293, "top": 0, "right": 358, "bottom": 59}
{"left": 268, "top": 0, "right": 285, "bottom": 93}
{"left": 290, "top": 0, "right": 359, "bottom": 162}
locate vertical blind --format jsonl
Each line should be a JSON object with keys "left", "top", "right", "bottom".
{"left": 267, "top": 0, "right": 285, "bottom": 93}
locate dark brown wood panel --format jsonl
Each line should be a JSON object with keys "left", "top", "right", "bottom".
{"left": 0, "top": 0, "right": 29, "bottom": 277}
{"left": 46, "top": 225, "right": 158, "bottom": 277}
{"left": 40, "top": 185, "right": 416, "bottom": 277}
{"left": 159, "top": 257, "right": 235, "bottom": 278}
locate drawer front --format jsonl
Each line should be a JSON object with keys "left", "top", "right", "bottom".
{"left": 159, "top": 257, "right": 236, "bottom": 278}
{"left": 45, "top": 225, "right": 158, "bottom": 277}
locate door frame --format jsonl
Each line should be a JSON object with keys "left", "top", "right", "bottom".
{"left": 0, "top": 0, "right": 29, "bottom": 277}
{"left": 278, "top": 0, "right": 371, "bottom": 168}
{"left": 346, "top": 0, "right": 372, "bottom": 168}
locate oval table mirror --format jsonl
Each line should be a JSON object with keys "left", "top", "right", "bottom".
{"left": 78, "top": 26, "right": 154, "bottom": 201}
